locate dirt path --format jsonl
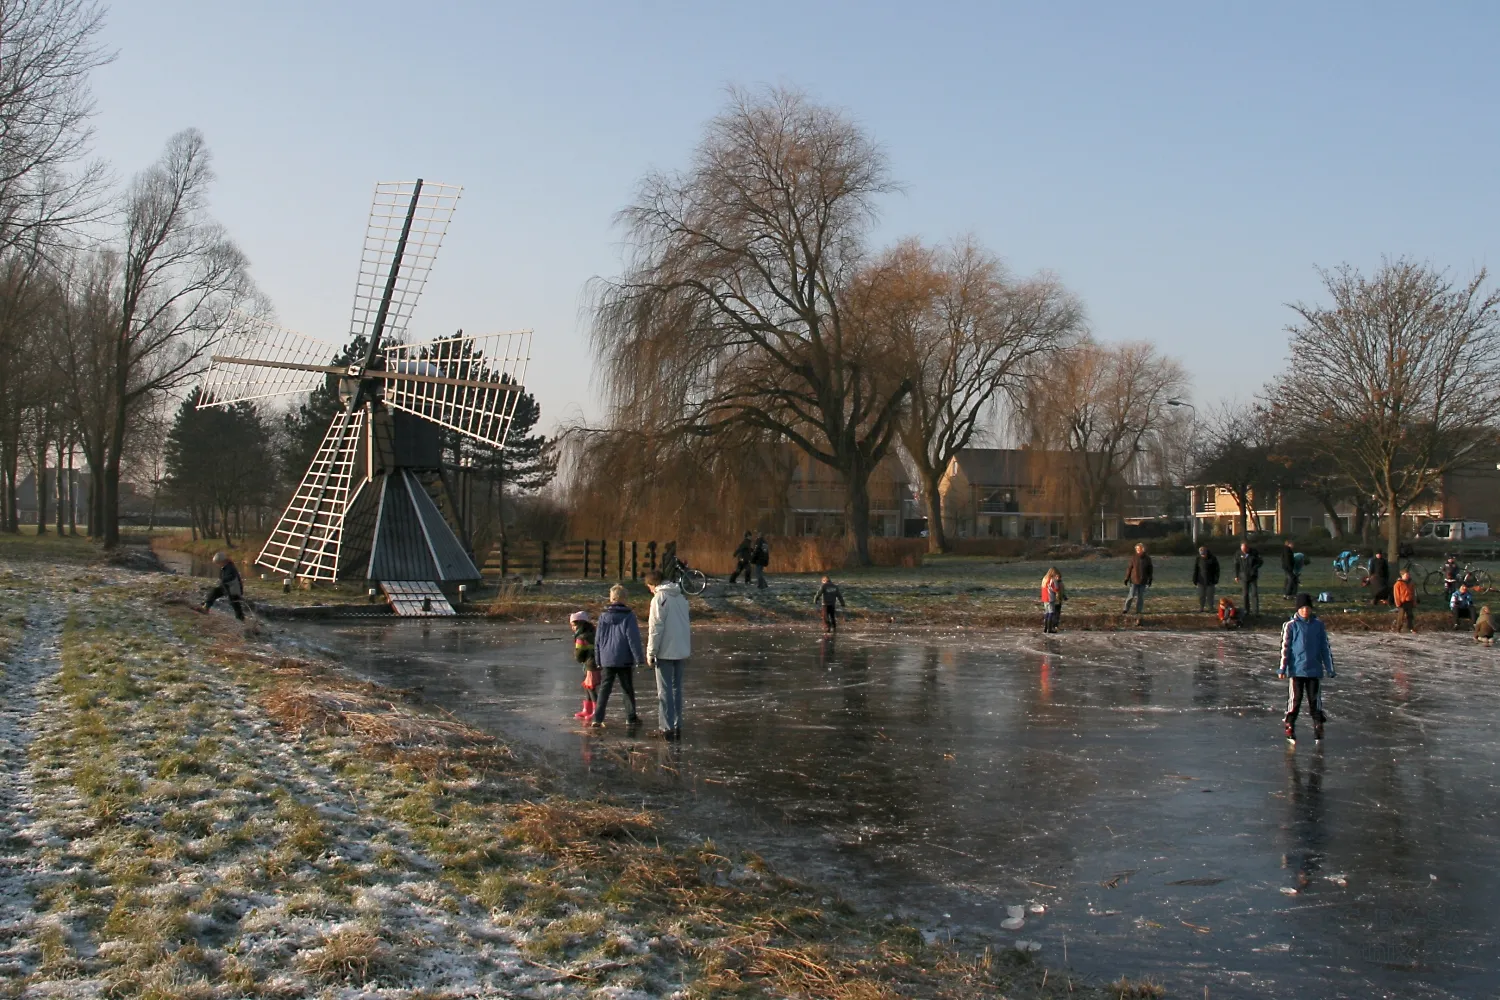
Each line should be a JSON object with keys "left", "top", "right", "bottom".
{"left": 0, "top": 601, "right": 64, "bottom": 979}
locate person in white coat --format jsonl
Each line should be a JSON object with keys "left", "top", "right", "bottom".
{"left": 645, "top": 570, "right": 691, "bottom": 741}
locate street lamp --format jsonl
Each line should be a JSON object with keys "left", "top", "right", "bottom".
{"left": 1166, "top": 399, "right": 1199, "bottom": 542}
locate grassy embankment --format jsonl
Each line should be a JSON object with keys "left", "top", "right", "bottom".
{"left": 0, "top": 537, "right": 1123, "bottom": 998}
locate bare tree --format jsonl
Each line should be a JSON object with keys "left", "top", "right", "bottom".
{"left": 1015, "top": 340, "right": 1187, "bottom": 542}
{"left": 97, "top": 128, "right": 255, "bottom": 546}
{"left": 0, "top": 0, "right": 111, "bottom": 256}
{"left": 1194, "top": 402, "right": 1277, "bottom": 537}
{"left": 1266, "top": 259, "right": 1500, "bottom": 558}
{"left": 877, "top": 237, "right": 1082, "bottom": 552}
{"left": 591, "top": 86, "right": 910, "bottom": 564}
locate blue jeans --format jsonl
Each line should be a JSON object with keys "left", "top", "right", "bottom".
{"left": 1124, "top": 583, "right": 1147, "bottom": 615}
{"left": 654, "top": 658, "right": 684, "bottom": 732}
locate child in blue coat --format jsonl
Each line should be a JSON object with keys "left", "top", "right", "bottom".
{"left": 1279, "top": 593, "right": 1335, "bottom": 744}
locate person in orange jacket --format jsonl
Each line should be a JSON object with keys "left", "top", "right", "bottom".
{"left": 1392, "top": 568, "right": 1417, "bottom": 633}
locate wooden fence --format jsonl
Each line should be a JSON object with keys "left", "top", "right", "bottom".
{"left": 483, "top": 539, "right": 673, "bottom": 582}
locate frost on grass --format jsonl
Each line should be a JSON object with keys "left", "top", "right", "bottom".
{"left": 0, "top": 568, "right": 1108, "bottom": 999}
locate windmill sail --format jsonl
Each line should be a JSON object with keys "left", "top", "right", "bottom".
{"left": 199, "top": 317, "right": 339, "bottom": 407}
{"left": 257, "top": 408, "right": 367, "bottom": 582}
{"left": 349, "top": 181, "right": 461, "bottom": 349}
{"left": 381, "top": 330, "right": 532, "bottom": 447}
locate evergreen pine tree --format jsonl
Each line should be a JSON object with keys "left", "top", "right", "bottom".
{"left": 279, "top": 335, "right": 368, "bottom": 486}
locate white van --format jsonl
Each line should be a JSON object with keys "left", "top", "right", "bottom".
{"left": 1418, "top": 520, "right": 1490, "bottom": 541}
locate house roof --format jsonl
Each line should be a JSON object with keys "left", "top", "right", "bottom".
{"left": 949, "top": 448, "right": 1082, "bottom": 486}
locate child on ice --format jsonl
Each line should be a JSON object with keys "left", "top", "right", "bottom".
{"left": 1279, "top": 593, "right": 1335, "bottom": 744}
{"left": 1476, "top": 605, "right": 1495, "bottom": 645}
{"left": 1217, "top": 596, "right": 1243, "bottom": 628}
{"left": 1040, "top": 567, "right": 1066, "bottom": 633}
{"left": 813, "top": 575, "right": 846, "bottom": 633}
{"left": 569, "top": 611, "right": 600, "bottom": 720}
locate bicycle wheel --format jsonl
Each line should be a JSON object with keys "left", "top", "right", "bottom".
{"left": 1471, "top": 570, "right": 1492, "bottom": 594}
{"left": 680, "top": 568, "right": 707, "bottom": 596}
{"left": 1423, "top": 570, "right": 1445, "bottom": 597}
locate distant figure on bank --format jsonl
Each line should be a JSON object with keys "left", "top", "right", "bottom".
{"left": 1392, "top": 568, "right": 1417, "bottom": 633}
{"left": 1441, "top": 554, "right": 1462, "bottom": 602}
{"left": 590, "top": 584, "right": 643, "bottom": 728}
{"left": 814, "top": 575, "right": 847, "bottom": 633}
{"left": 1122, "top": 543, "right": 1152, "bottom": 624}
{"left": 1217, "top": 596, "right": 1243, "bottom": 628}
{"left": 1476, "top": 605, "right": 1495, "bottom": 645}
{"left": 1235, "top": 541, "right": 1263, "bottom": 616}
{"left": 569, "top": 611, "right": 599, "bottom": 721}
{"left": 645, "top": 571, "right": 691, "bottom": 742}
{"left": 1279, "top": 593, "right": 1335, "bottom": 744}
{"left": 1193, "top": 545, "right": 1220, "bottom": 612}
{"left": 196, "top": 552, "right": 246, "bottom": 621}
{"left": 1367, "top": 550, "right": 1392, "bottom": 605}
{"left": 751, "top": 533, "right": 770, "bottom": 589}
{"left": 1451, "top": 583, "right": 1475, "bottom": 631}
{"left": 1281, "top": 539, "right": 1301, "bottom": 599}
{"left": 1041, "top": 567, "right": 1066, "bottom": 633}
{"left": 729, "top": 531, "right": 754, "bottom": 584}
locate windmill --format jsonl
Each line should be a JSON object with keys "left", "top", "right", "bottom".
{"left": 197, "top": 180, "right": 530, "bottom": 612}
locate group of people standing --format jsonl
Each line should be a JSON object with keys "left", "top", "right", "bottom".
{"left": 569, "top": 571, "right": 692, "bottom": 741}
{"left": 729, "top": 531, "right": 771, "bottom": 588}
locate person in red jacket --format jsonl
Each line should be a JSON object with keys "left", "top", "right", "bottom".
{"left": 1392, "top": 568, "right": 1417, "bottom": 633}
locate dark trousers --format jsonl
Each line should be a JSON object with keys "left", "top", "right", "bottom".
{"left": 591, "top": 667, "right": 638, "bottom": 723}
{"left": 1196, "top": 583, "right": 1215, "bottom": 611}
{"left": 1043, "top": 607, "right": 1061, "bottom": 633}
{"left": 1284, "top": 676, "right": 1325, "bottom": 724}
{"left": 822, "top": 604, "right": 838, "bottom": 631}
{"left": 1241, "top": 579, "right": 1259, "bottom": 615}
{"left": 730, "top": 559, "right": 751, "bottom": 583}
{"left": 754, "top": 563, "right": 767, "bottom": 588}
{"left": 204, "top": 585, "right": 245, "bottom": 620}
{"left": 1453, "top": 607, "right": 1473, "bottom": 628}
{"left": 1284, "top": 573, "right": 1300, "bottom": 598}
{"left": 1394, "top": 603, "right": 1415, "bottom": 632}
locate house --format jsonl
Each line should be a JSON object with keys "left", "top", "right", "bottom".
{"left": 938, "top": 448, "right": 1125, "bottom": 541}
{"left": 780, "top": 449, "right": 910, "bottom": 538}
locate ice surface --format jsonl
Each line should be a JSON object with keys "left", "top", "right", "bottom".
{"left": 294, "top": 620, "right": 1500, "bottom": 999}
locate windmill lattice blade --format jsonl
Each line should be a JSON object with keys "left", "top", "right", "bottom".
{"left": 348, "top": 181, "right": 462, "bottom": 348}
{"left": 257, "top": 408, "right": 367, "bottom": 582}
{"left": 382, "top": 330, "right": 532, "bottom": 447}
{"left": 199, "top": 317, "right": 340, "bottom": 407}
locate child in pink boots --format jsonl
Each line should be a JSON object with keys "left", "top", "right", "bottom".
{"left": 570, "top": 611, "right": 600, "bottom": 720}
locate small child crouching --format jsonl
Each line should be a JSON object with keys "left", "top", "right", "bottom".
{"left": 1476, "top": 605, "right": 1495, "bottom": 646}
{"left": 1218, "top": 597, "right": 1243, "bottom": 628}
{"left": 569, "top": 611, "right": 600, "bottom": 720}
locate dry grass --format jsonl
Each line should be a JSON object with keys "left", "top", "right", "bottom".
{"left": 1109, "top": 975, "right": 1167, "bottom": 998}
{"left": 678, "top": 534, "right": 924, "bottom": 574}
{"left": 506, "top": 800, "right": 655, "bottom": 854}
{"left": 296, "top": 926, "right": 393, "bottom": 984}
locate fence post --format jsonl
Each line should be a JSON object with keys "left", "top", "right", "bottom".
{"left": 541, "top": 540, "right": 549, "bottom": 579}
{"left": 600, "top": 540, "right": 606, "bottom": 578}
{"left": 647, "top": 541, "right": 657, "bottom": 574}
{"left": 631, "top": 541, "right": 637, "bottom": 581}
{"left": 583, "top": 539, "right": 591, "bottom": 578}
{"left": 500, "top": 538, "right": 508, "bottom": 579}
{"left": 617, "top": 539, "right": 625, "bottom": 580}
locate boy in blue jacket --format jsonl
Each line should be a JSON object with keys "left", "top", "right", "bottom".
{"left": 1279, "top": 593, "right": 1335, "bottom": 744}
{"left": 590, "top": 585, "right": 644, "bottom": 728}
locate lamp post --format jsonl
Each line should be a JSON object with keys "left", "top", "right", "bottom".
{"left": 1166, "top": 399, "right": 1199, "bottom": 542}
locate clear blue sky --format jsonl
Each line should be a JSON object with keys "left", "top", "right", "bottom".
{"left": 92, "top": 1, "right": 1499, "bottom": 432}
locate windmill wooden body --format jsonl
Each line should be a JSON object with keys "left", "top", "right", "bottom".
{"left": 197, "top": 181, "right": 530, "bottom": 612}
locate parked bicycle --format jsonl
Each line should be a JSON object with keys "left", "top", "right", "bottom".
{"left": 1423, "top": 559, "right": 1491, "bottom": 597}
{"left": 670, "top": 559, "right": 708, "bottom": 596}
{"left": 1332, "top": 550, "right": 1364, "bottom": 582}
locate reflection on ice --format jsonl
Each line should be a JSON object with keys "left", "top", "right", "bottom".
{"left": 290, "top": 620, "right": 1500, "bottom": 999}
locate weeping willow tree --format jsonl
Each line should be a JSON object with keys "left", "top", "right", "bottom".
{"left": 588, "top": 86, "right": 911, "bottom": 564}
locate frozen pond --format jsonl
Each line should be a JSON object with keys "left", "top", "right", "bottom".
{"left": 285, "top": 618, "right": 1500, "bottom": 998}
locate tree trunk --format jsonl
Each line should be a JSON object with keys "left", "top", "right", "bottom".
{"left": 845, "top": 465, "right": 873, "bottom": 566}
{"left": 3, "top": 442, "right": 19, "bottom": 533}
{"left": 1386, "top": 493, "right": 1403, "bottom": 568}
{"left": 1317, "top": 495, "right": 1343, "bottom": 539}
{"left": 34, "top": 436, "right": 48, "bottom": 535}
{"left": 923, "top": 469, "right": 948, "bottom": 554}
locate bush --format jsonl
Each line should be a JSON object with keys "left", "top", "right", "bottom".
{"left": 677, "top": 534, "right": 923, "bottom": 573}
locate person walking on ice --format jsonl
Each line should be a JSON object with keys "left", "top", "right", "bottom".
{"left": 195, "top": 552, "right": 246, "bottom": 621}
{"left": 645, "top": 571, "right": 691, "bottom": 741}
{"left": 729, "top": 531, "right": 754, "bottom": 584}
{"left": 1279, "top": 593, "right": 1335, "bottom": 744}
{"left": 590, "top": 585, "right": 644, "bottom": 729}
{"left": 814, "top": 575, "right": 846, "bottom": 633}
{"left": 1122, "top": 543, "right": 1152, "bottom": 625}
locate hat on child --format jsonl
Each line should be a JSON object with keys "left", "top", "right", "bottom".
{"left": 1295, "top": 593, "right": 1314, "bottom": 609}
{"left": 569, "top": 611, "right": 591, "bottom": 624}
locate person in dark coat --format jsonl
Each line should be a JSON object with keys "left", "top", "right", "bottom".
{"left": 1281, "top": 539, "right": 1301, "bottom": 599}
{"left": 1234, "top": 541, "right": 1263, "bottom": 616}
{"left": 589, "top": 585, "right": 644, "bottom": 728}
{"left": 751, "top": 533, "right": 770, "bottom": 589}
{"left": 1122, "top": 543, "right": 1153, "bottom": 623}
{"left": 197, "top": 552, "right": 246, "bottom": 620}
{"left": 729, "top": 531, "right": 754, "bottom": 584}
{"left": 1279, "top": 593, "right": 1335, "bottom": 743}
{"left": 1192, "top": 546, "right": 1220, "bottom": 612}
{"left": 1367, "top": 550, "right": 1392, "bottom": 605}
